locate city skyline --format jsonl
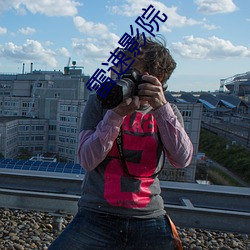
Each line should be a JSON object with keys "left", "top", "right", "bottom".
{"left": 0, "top": 0, "right": 249, "bottom": 92}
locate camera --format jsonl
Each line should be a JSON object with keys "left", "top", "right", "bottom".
{"left": 97, "top": 69, "right": 145, "bottom": 109}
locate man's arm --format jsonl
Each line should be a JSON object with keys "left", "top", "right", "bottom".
{"left": 78, "top": 96, "right": 140, "bottom": 172}
{"left": 153, "top": 102, "right": 193, "bottom": 168}
{"left": 78, "top": 110, "right": 123, "bottom": 171}
{"left": 138, "top": 73, "right": 193, "bottom": 168}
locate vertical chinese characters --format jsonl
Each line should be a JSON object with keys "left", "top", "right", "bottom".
{"left": 85, "top": 4, "right": 168, "bottom": 99}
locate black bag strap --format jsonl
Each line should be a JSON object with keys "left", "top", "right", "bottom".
{"left": 116, "top": 128, "right": 133, "bottom": 177}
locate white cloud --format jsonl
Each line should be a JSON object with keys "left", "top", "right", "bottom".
{"left": 0, "top": 39, "right": 57, "bottom": 67}
{"left": 194, "top": 0, "right": 238, "bottom": 15}
{"left": 108, "top": 0, "right": 149, "bottom": 16}
{"left": 171, "top": 36, "right": 250, "bottom": 59}
{"left": 72, "top": 38, "right": 109, "bottom": 62}
{"left": 72, "top": 16, "right": 120, "bottom": 62}
{"left": 0, "top": 0, "right": 82, "bottom": 16}
{"left": 18, "top": 27, "right": 36, "bottom": 35}
{"left": 108, "top": 0, "right": 215, "bottom": 32}
{"left": 202, "top": 23, "right": 219, "bottom": 30}
{"left": 73, "top": 16, "right": 109, "bottom": 36}
{"left": 59, "top": 47, "right": 70, "bottom": 57}
{"left": 201, "top": 19, "right": 220, "bottom": 30}
{"left": 0, "top": 26, "right": 7, "bottom": 35}
{"left": 0, "top": 0, "right": 11, "bottom": 13}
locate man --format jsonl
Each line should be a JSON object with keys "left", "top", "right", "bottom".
{"left": 49, "top": 35, "right": 193, "bottom": 249}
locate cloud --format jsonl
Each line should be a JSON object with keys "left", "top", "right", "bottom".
{"left": 107, "top": 0, "right": 215, "bottom": 32}
{"left": 171, "top": 36, "right": 250, "bottom": 59}
{"left": 194, "top": 0, "right": 238, "bottom": 15}
{"left": 0, "top": 26, "right": 7, "bottom": 35}
{"left": 0, "top": 0, "right": 82, "bottom": 16}
{"left": 73, "top": 16, "right": 109, "bottom": 36}
{"left": 201, "top": 19, "right": 220, "bottom": 30}
{"left": 0, "top": 39, "right": 57, "bottom": 67}
{"left": 72, "top": 16, "right": 120, "bottom": 62}
{"left": 59, "top": 47, "right": 70, "bottom": 57}
{"left": 18, "top": 27, "right": 36, "bottom": 35}
{"left": 72, "top": 38, "right": 111, "bottom": 63}
{"left": 108, "top": 0, "right": 149, "bottom": 16}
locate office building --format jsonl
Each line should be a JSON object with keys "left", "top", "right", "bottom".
{"left": 0, "top": 63, "right": 90, "bottom": 162}
{"left": 0, "top": 64, "right": 202, "bottom": 182}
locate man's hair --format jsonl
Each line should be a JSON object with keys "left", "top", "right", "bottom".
{"left": 124, "top": 34, "right": 176, "bottom": 84}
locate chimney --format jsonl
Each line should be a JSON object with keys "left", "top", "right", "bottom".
{"left": 22, "top": 63, "right": 25, "bottom": 74}
{"left": 30, "top": 62, "right": 33, "bottom": 73}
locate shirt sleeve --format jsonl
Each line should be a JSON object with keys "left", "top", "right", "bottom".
{"left": 153, "top": 102, "right": 193, "bottom": 168}
{"left": 78, "top": 110, "right": 124, "bottom": 171}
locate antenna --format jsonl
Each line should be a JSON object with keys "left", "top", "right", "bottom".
{"left": 67, "top": 57, "right": 71, "bottom": 67}
{"left": 64, "top": 57, "right": 71, "bottom": 74}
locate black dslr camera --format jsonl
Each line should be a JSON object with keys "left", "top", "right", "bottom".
{"left": 97, "top": 69, "right": 145, "bottom": 109}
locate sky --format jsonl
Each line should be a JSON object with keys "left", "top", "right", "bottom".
{"left": 0, "top": 0, "right": 249, "bottom": 92}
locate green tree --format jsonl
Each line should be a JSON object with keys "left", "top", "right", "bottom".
{"left": 199, "top": 129, "right": 250, "bottom": 183}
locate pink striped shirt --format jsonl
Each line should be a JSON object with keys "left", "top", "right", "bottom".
{"left": 78, "top": 102, "right": 193, "bottom": 172}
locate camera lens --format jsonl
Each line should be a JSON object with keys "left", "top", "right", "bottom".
{"left": 97, "top": 78, "right": 135, "bottom": 109}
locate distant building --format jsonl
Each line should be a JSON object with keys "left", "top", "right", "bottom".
{"left": 0, "top": 63, "right": 90, "bottom": 162}
{"left": 159, "top": 101, "right": 203, "bottom": 182}
{"left": 179, "top": 92, "right": 249, "bottom": 115}
{"left": 0, "top": 66, "right": 203, "bottom": 182}
{"left": 220, "top": 71, "right": 250, "bottom": 102}
{"left": 0, "top": 117, "right": 48, "bottom": 159}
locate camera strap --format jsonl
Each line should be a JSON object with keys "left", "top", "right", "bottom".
{"left": 116, "top": 127, "right": 164, "bottom": 179}
{"left": 116, "top": 128, "right": 132, "bottom": 177}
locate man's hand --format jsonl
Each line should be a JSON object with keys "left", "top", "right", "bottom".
{"left": 112, "top": 96, "right": 140, "bottom": 117}
{"left": 138, "top": 73, "right": 167, "bottom": 110}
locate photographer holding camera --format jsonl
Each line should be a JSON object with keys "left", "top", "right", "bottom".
{"left": 49, "top": 35, "right": 193, "bottom": 250}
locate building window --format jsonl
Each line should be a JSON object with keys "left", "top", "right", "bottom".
{"left": 48, "top": 135, "right": 56, "bottom": 140}
{"left": 181, "top": 110, "right": 192, "bottom": 117}
{"left": 35, "top": 136, "right": 44, "bottom": 141}
{"left": 36, "top": 125, "right": 44, "bottom": 131}
{"left": 49, "top": 125, "right": 56, "bottom": 131}
{"left": 35, "top": 146, "right": 43, "bottom": 151}
{"left": 59, "top": 115, "right": 77, "bottom": 123}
